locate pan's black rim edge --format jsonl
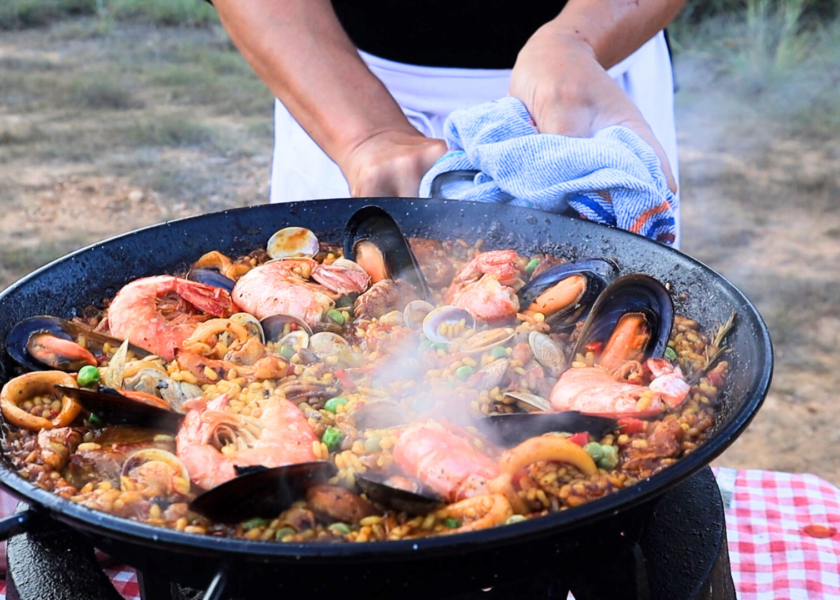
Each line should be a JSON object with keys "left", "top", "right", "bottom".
{"left": 0, "top": 198, "right": 773, "bottom": 563}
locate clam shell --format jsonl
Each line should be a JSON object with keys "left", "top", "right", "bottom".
{"left": 528, "top": 331, "right": 566, "bottom": 378}
{"left": 422, "top": 306, "right": 476, "bottom": 344}
{"left": 267, "top": 227, "right": 320, "bottom": 260}
{"left": 468, "top": 358, "right": 510, "bottom": 390}
{"left": 460, "top": 327, "right": 515, "bottom": 354}
{"left": 403, "top": 300, "right": 434, "bottom": 329}
{"left": 351, "top": 399, "right": 411, "bottom": 430}
{"left": 503, "top": 390, "right": 553, "bottom": 413}
{"left": 261, "top": 313, "right": 313, "bottom": 343}
{"left": 229, "top": 313, "right": 265, "bottom": 344}
{"left": 121, "top": 449, "right": 190, "bottom": 496}
{"left": 309, "top": 332, "right": 363, "bottom": 368}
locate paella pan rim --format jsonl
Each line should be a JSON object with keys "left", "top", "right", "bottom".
{"left": 0, "top": 197, "right": 773, "bottom": 563}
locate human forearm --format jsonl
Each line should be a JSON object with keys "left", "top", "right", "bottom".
{"left": 212, "top": 0, "right": 418, "bottom": 170}
{"left": 542, "top": 0, "right": 685, "bottom": 69}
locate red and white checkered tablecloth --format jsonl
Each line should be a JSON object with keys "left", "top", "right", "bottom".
{"left": 0, "top": 469, "right": 838, "bottom": 599}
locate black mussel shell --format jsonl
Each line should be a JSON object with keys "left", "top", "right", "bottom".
{"left": 571, "top": 274, "right": 674, "bottom": 364}
{"left": 477, "top": 411, "right": 618, "bottom": 447}
{"left": 186, "top": 268, "right": 236, "bottom": 293}
{"left": 6, "top": 316, "right": 150, "bottom": 373}
{"left": 518, "top": 259, "right": 618, "bottom": 328}
{"left": 343, "top": 205, "right": 431, "bottom": 301}
{"left": 55, "top": 385, "right": 183, "bottom": 432}
{"left": 355, "top": 472, "right": 443, "bottom": 515}
{"left": 189, "top": 461, "right": 338, "bottom": 523}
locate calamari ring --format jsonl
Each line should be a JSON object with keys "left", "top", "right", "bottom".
{"left": 499, "top": 436, "right": 597, "bottom": 476}
{"left": 0, "top": 371, "right": 81, "bottom": 431}
{"left": 442, "top": 493, "right": 513, "bottom": 533}
{"left": 182, "top": 319, "right": 250, "bottom": 353}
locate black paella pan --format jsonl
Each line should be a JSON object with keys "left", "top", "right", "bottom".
{"left": 0, "top": 199, "right": 772, "bottom": 598}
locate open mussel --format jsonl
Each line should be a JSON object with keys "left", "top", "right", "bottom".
{"left": 518, "top": 259, "right": 617, "bottom": 328}
{"left": 355, "top": 472, "right": 443, "bottom": 515}
{"left": 477, "top": 411, "right": 618, "bottom": 447}
{"left": 188, "top": 461, "right": 337, "bottom": 523}
{"left": 343, "top": 206, "right": 430, "bottom": 301}
{"left": 55, "top": 385, "right": 184, "bottom": 432}
{"left": 571, "top": 274, "right": 674, "bottom": 370}
{"left": 6, "top": 316, "right": 151, "bottom": 373}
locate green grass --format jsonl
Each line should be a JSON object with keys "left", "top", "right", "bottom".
{"left": 125, "top": 116, "right": 220, "bottom": 148}
{"left": 0, "top": 0, "right": 216, "bottom": 29}
{"left": 671, "top": 2, "right": 840, "bottom": 139}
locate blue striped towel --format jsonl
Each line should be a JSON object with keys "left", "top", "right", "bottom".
{"left": 418, "top": 97, "right": 677, "bottom": 245}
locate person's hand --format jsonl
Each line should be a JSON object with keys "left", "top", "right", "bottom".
{"left": 339, "top": 130, "right": 448, "bottom": 197}
{"left": 509, "top": 28, "right": 677, "bottom": 193}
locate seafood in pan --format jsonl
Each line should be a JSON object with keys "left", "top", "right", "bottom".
{"left": 0, "top": 206, "right": 733, "bottom": 541}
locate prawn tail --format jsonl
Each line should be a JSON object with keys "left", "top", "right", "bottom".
{"left": 176, "top": 280, "right": 236, "bottom": 317}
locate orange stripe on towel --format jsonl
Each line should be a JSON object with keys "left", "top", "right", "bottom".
{"left": 630, "top": 202, "right": 670, "bottom": 233}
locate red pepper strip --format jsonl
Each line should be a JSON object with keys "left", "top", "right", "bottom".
{"left": 567, "top": 432, "right": 590, "bottom": 447}
{"left": 617, "top": 417, "right": 646, "bottom": 435}
{"left": 333, "top": 369, "right": 356, "bottom": 392}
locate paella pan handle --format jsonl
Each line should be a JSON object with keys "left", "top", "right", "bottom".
{"left": 203, "top": 568, "right": 231, "bottom": 600}
{"left": 0, "top": 509, "right": 34, "bottom": 541}
{"left": 429, "top": 169, "right": 480, "bottom": 198}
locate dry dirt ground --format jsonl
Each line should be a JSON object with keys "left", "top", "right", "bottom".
{"left": 1, "top": 22, "right": 839, "bottom": 485}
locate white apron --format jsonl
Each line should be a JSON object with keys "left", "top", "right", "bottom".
{"left": 269, "top": 31, "right": 680, "bottom": 246}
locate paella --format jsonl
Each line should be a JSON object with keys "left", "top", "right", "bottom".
{"left": 0, "top": 206, "right": 734, "bottom": 543}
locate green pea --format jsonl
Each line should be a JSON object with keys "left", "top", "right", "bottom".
{"left": 490, "top": 346, "right": 508, "bottom": 359}
{"left": 275, "top": 527, "right": 296, "bottom": 541}
{"left": 279, "top": 344, "right": 295, "bottom": 360}
{"left": 506, "top": 514, "right": 527, "bottom": 525}
{"left": 597, "top": 444, "right": 619, "bottom": 470}
{"left": 443, "top": 518, "right": 461, "bottom": 529}
{"left": 665, "top": 346, "right": 678, "bottom": 360}
{"left": 327, "top": 309, "right": 345, "bottom": 326}
{"left": 419, "top": 340, "right": 433, "bottom": 350}
{"left": 364, "top": 435, "right": 382, "bottom": 453}
{"left": 583, "top": 442, "right": 604, "bottom": 462}
{"left": 525, "top": 258, "right": 540, "bottom": 275}
{"left": 241, "top": 517, "right": 268, "bottom": 530}
{"left": 324, "top": 396, "right": 349, "bottom": 413}
{"left": 88, "top": 413, "right": 104, "bottom": 427}
{"left": 328, "top": 522, "right": 351, "bottom": 535}
{"left": 77, "top": 365, "right": 100, "bottom": 387}
{"left": 322, "top": 427, "right": 345, "bottom": 451}
{"left": 455, "top": 365, "right": 474, "bottom": 380}
{"left": 431, "top": 342, "right": 448, "bottom": 353}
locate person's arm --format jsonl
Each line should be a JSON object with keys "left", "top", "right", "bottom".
{"left": 510, "top": 0, "right": 685, "bottom": 192}
{"left": 212, "top": 0, "right": 445, "bottom": 197}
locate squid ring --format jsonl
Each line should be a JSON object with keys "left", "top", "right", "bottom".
{"left": 499, "top": 436, "right": 597, "bottom": 476}
{"left": 0, "top": 371, "right": 81, "bottom": 431}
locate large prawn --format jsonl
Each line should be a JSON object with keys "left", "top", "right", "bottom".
{"left": 108, "top": 276, "right": 236, "bottom": 362}
{"left": 549, "top": 358, "right": 690, "bottom": 418}
{"left": 393, "top": 424, "right": 500, "bottom": 502}
{"left": 445, "top": 250, "right": 522, "bottom": 323}
{"left": 176, "top": 392, "right": 317, "bottom": 490}
{"left": 232, "top": 259, "right": 368, "bottom": 326}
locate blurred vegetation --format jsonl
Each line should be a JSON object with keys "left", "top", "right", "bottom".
{"left": 670, "top": 0, "right": 840, "bottom": 138}
{"left": 0, "top": 0, "right": 217, "bottom": 29}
